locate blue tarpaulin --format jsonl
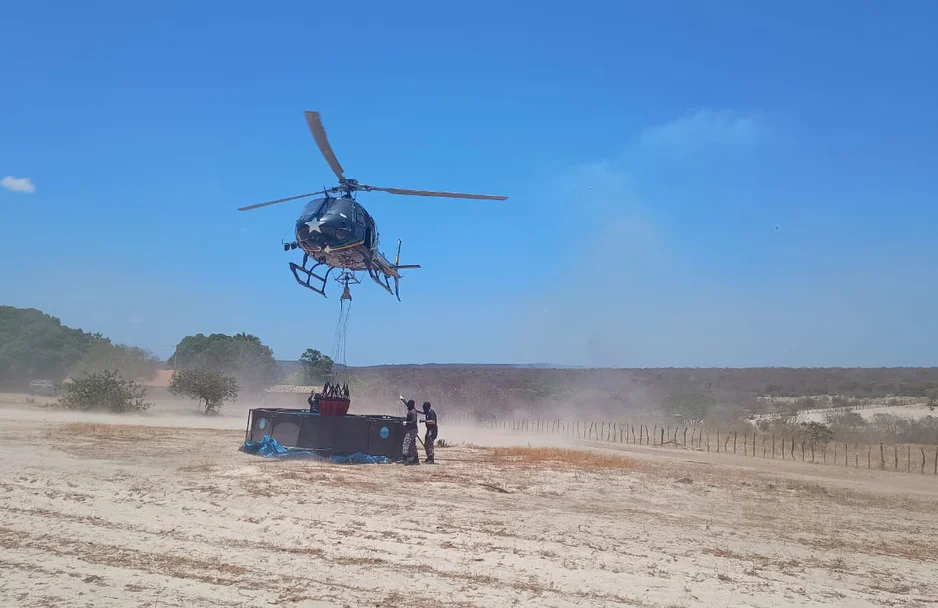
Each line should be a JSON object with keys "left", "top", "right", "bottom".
{"left": 239, "top": 435, "right": 390, "bottom": 464}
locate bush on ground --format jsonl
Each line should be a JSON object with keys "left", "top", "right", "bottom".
{"left": 57, "top": 369, "right": 152, "bottom": 413}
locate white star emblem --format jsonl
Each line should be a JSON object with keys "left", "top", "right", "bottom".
{"left": 306, "top": 220, "right": 324, "bottom": 233}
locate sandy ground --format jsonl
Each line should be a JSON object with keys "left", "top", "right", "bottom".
{"left": 1, "top": 395, "right": 937, "bottom": 607}
{"left": 801, "top": 403, "right": 937, "bottom": 423}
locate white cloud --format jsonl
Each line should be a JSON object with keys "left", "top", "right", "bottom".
{"left": 2, "top": 176, "right": 36, "bottom": 194}
{"left": 637, "top": 109, "right": 769, "bottom": 151}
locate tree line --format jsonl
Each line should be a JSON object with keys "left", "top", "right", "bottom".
{"left": 6, "top": 304, "right": 938, "bottom": 418}
{"left": 1, "top": 306, "right": 335, "bottom": 415}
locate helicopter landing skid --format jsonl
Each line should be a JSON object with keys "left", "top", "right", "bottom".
{"left": 289, "top": 254, "right": 333, "bottom": 298}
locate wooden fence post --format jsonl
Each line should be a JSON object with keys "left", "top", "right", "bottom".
{"left": 660, "top": 427, "right": 665, "bottom": 446}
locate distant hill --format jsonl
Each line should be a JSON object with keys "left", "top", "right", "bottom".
{"left": 5, "top": 305, "right": 938, "bottom": 416}
{"left": 0, "top": 306, "right": 109, "bottom": 387}
{"left": 275, "top": 359, "right": 938, "bottom": 418}
{"left": 274, "top": 360, "right": 585, "bottom": 373}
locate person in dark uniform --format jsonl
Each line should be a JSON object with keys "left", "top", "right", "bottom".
{"left": 421, "top": 401, "right": 437, "bottom": 464}
{"left": 307, "top": 389, "right": 320, "bottom": 414}
{"left": 401, "top": 399, "right": 420, "bottom": 464}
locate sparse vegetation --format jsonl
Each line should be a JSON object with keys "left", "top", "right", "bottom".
{"left": 169, "top": 369, "right": 239, "bottom": 415}
{"left": 662, "top": 390, "right": 716, "bottom": 424}
{"left": 57, "top": 370, "right": 152, "bottom": 413}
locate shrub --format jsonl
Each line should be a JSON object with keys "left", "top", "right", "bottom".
{"left": 57, "top": 369, "right": 152, "bottom": 413}
{"left": 799, "top": 421, "right": 834, "bottom": 448}
{"left": 661, "top": 391, "right": 716, "bottom": 424}
{"left": 169, "top": 368, "right": 239, "bottom": 415}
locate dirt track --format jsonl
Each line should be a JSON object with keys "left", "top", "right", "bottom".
{"left": 1, "top": 398, "right": 936, "bottom": 607}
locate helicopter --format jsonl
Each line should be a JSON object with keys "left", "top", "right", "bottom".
{"left": 238, "top": 111, "right": 508, "bottom": 301}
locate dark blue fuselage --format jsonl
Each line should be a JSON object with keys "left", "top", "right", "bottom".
{"left": 294, "top": 196, "right": 377, "bottom": 270}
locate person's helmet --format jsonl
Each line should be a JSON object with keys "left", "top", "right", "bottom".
{"left": 422, "top": 401, "right": 431, "bottom": 411}
{"left": 406, "top": 399, "right": 415, "bottom": 408}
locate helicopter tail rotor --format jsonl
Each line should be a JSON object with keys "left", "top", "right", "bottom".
{"left": 391, "top": 239, "right": 420, "bottom": 270}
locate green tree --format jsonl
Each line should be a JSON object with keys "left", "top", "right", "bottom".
{"left": 799, "top": 421, "right": 834, "bottom": 449}
{"left": 0, "top": 306, "right": 109, "bottom": 388}
{"left": 58, "top": 369, "right": 152, "bottom": 413}
{"left": 299, "top": 348, "right": 333, "bottom": 384}
{"left": 169, "top": 369, "right": 239, "bottom": 415}
{"left": 69, "top": 343, "right": 161, "bottom": 383}
{"left": 661, "top": 391, "right": 716, "bottom": 423}
{"left": 167, "top": 332, "right": 280, "bottom": 392}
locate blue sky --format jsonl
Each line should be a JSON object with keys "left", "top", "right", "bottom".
{"left": 2, "top": 0, "right": 937, "bottom": 367}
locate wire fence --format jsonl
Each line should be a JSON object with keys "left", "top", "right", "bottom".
{"left": 436, "top": 412, "right": 938, "bottom": 476}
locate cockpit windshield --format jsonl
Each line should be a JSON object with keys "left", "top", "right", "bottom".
{"left": 301, "top": 198, "right": 326, "bottom": 218}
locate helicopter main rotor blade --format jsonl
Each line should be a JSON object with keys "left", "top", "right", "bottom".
{"left": 304, "top": 111, "right": 345, "bottom": 182}
{"left": 366, "top": 186, "right": 508, "bottom": 201}
{"left": 237, "top": 191, "right": 324, "bottom": 211}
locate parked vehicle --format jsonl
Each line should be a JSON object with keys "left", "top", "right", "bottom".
{"left": 29, "top": 379, "right": 57, "bottom": 396}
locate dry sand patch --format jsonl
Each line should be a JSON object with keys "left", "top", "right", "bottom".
{"left": 0, "top": 403, "right": 936, "bottom": 607}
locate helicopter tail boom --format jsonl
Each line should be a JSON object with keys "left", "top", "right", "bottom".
{"left": 365, "top": 239, "right": 419, "bottom": 301}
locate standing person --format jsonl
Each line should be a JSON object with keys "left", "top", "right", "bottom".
{"left": 401, "top": 398, "right": 420, "bottom": 465}
{"left": 421, "top": 401, "right": 438, "bottom": 464}
{"left": 307, "top": 389, "right": 320, "bottom": 414}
